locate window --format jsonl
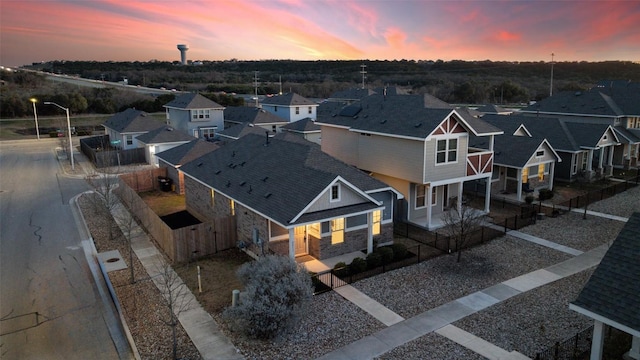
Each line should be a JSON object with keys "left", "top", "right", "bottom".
{"left": 330, "top": 184, "right": 340, "bottom": 202}
{"left": 572, "top": 155, "right": 578, "bottom": 174}
{"left": 295, "top": 107, "right": 300, "bottom": 115}
{"left": 230, "top": 199, "right": 235, "bottom": 216}
{"left": 522, "top": 167, "right": 529, "bottom": 183}
{"left": 416, "top": 185, "right": 426, "bottom": 208}
{"left": 308, "top": 106, "right": 312, "bottom": 114}
{"left": 274, "top": 106, "right": 278, "bottom": 112}
{"left": 200, "top": 128, "right": 215, "bottom": 139}
{"left": 210, "top": 189, "right": 215, "bottom": 206}
{"left": 538, "top": 164, "right": 545, "bottom": 180}
{"left": 272, "top": 125, "right": 277, "bottom": 133}
{"left": 432, "top": 186, "right": 437, "bottom": 206}
{"left": 331, "top": 218, "right": 344, "bottom": 244}
{"left": 372, "top": 210, "right": 381, "bottom": 235}
{"left": 581, "top": 151, "right": 588, "bottom": 170}
{"left": 536, "top": 150, "right": 544, "bottom": 157}
{"left": 436, "top": 138, "right": 457, "bottom": 164}
{"left": 126, "top": 135, "right": 133, "bottom": 146}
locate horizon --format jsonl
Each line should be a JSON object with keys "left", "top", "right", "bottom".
{"left": 1, "top": 1, "right": 639, "bottom": 68}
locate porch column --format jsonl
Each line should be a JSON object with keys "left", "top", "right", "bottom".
{"left": 549, "top": 162, "right": 555, "bottom": 191}
{"left": 457, "top": 182, "right": 463, "bottom": 213}
{"left": 367, "top": 212, "right": 374, "bottom": 254}
{"left": 587, "top": 150, "right": 595, "bottom": 177}
{"left": 590, "top": 320, "right": 605, "bottom": 360}
{"left": 516, "top": 169, "right": 523, "bottom": 202}
{"left": 607, "top": 145, "right": 615, "bottom": 176}
{"left": 484, "top": 176, "right": 490, "bottom": 212}
{"left": 628, "top": 336, "right": 640, "bottom": 360}
{"left": 426, "top": 185, "right": 433, "bottom": 229}
{"left": 489, "top": 135, "right": 495, "bottom": 151}
{"left": 288, "top": 228, "right": 295, "bottom": 260}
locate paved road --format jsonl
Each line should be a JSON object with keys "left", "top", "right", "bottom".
{"left": 0, "top": 139, "right": 131, "bottom": 359}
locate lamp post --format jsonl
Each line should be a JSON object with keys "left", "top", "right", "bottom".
{"left": 29, "top": 98, "right": 40, "bottom": 140}
{"left": 44, "top": 101, "right": 74, "bottom": 170}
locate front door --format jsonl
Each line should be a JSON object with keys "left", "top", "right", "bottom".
{"left": 294, "top": 226, "right": 307, "bottom": 256}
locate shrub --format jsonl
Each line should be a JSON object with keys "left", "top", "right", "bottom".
{"left": 538, "top": 188, "right": 554, "bottom": 201}
{"left": 366, "top": 252, "right": 382, "bottom": 269}
{"left": 389, "top": 243, "right": 408, "bottom": 260}
{"left": 525, "top": 195, "right": 534, "bottom": 204}
{"left": 349, "top": 257, "right": 367, "bottom": 274}
{"left": 333, "top": 261, "right": 349, "bottom": 277}
{"left": 377, "top": 247, "right": 394, "bottom": 264}
{"left": 223, "top": 255, "right": 313, "bottom": 339}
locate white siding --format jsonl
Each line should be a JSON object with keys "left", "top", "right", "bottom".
{"left": 358, "top": 134, "right": 424, "bottom": 184}
{"left": 305, "top": 182, "right": 367, "bottom": 213}
{"left": 424, "top": 135, "right": 468, "bottom": 183}
{"left": 321, "top": 126, "right": 359, "bottom": 165}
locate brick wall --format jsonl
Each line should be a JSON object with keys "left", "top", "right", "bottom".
{"left": 185, "top": 176, "right": 214, "bottom": 222}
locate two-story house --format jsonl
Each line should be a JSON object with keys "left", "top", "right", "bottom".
{"left": 261, "top": 93, "right": 318, "bottom": 122}
{"left": 179, "top": 132, "right": 402, "bottom": 260}
{"left": 316, "top": 94, "right": 502, "bottom": 230}
{"left": 163, "top": 93, "right": 225, "bottom": 140}
{"left": 520, "top": 84, "right": 640, "bottom": 168}
{"left": 223, "top": 106, "right": 288, "bottom": 133}
{"left": 102, "top": 108, "right": 165, "bottom": 150}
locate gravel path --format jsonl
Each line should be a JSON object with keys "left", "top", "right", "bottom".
{"left": 586, "top": 183, "right": 640, "bottom": 218}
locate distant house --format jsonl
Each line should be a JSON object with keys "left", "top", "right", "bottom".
{"left": 316, "top": 94, "right": 502, "bottom": 230}
{"left": 520, "top": 85, "right": 640, "bottom": 168}
{"left": 155, "top": 139, "right": 219, "bottom": 194}
{"left": 179, "top": 133, "right": 402, "bottom": 260}
{"left": 102, "top": 108, "right": 164, "bottom": 150}
{"left": 163, "top": 93, "right": 225, "bottom": 140}
{"left": 281, "top": 118, "right": 321, "bottom": 144}
{"left": 480, "top": 114, "right": 620, "bottom": 182}
{"left": 135, "top": 125, "right": 195, "bottom": 166}
{"left": 260, "top": 93, "right": 318, "bottom": 122}
{"left": 217, "top": 122, "right": 272, "bottom": 142}
{"left": 475, "top": 104, "right": 512, "bottom": 115}
{"left": 223, "top": 106, "right": 288, "bottom": 133}
{"left": 570, "top": 212, "right": 640, "bottom": 360}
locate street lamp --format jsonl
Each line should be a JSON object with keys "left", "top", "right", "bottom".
{"left": 44, "top": 101, "right": 74, "bottom": 170}
{"left": 29, "top": 98, "right": 40, "bottom": 140}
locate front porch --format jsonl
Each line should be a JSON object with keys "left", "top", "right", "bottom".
{"left": 298, "top": 250, "right": 366, "bottom": 273}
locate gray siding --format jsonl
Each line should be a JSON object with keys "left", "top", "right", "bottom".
{"left": 358, "top": 134, "right": 424, "bottom": 184}
{"left": 306, "top": 182, "right": 367, "bottom": 213}
{"left": 320, "top": 126, "right": 359, "bottom": 165}
{"left": 424, "top": 135, "right": 468, "bottom": 182}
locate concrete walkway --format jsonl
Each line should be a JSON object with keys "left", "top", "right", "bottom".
{"left": 484, "top": 222, "right": 583, "bottom": 256}
{"left": 110, "top": 201, "right": 244, "bottom": 360}
{"left": 316, "top": 243, "right": 608, "bottom": 360}
{"left": 569, "top": 208, "right": 629, "bottom": 222}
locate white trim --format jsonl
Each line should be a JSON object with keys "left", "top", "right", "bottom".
{"left": 569, "top": 303, "right": 640, "bottom": 338}
{"left": 330, "top": 183, "right": 341, "bottom": 203}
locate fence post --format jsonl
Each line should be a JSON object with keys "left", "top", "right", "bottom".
{"left": 515, "top": 215, "right": 517, "bottom": 229}
{"left": 600, "top": 188, "right": 604, "bottom": 201}
{"left": 481, "top": 226, "right": 485, "bottom": 243}
{"left": 554, "top": 341, "right": 559, "bottom": 360}
{"left": 504, "top": 218, "right": 508, "bottom": 233}
{"left": 417, "top": 245, "right": 420, "bottom": 263}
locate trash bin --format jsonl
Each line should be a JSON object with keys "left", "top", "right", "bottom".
{"left": 158, "top": 177, "right": 172, "bottom": 192}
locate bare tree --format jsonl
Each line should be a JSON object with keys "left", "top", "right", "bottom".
{"left": 112, "top": 186, "right": 143, "bottom": 284}
{"left": 441, "top": 204, "right": 485, "bottom": 262}
{"left": 154, "top": 262, "right": 193, "bottom": 360}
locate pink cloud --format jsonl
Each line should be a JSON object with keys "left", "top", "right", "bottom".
{"left": 384, "top": 28, "right": 407, "bottom": 49}
{"left": 495, "top": 30, "right": 521, "bottom": 42}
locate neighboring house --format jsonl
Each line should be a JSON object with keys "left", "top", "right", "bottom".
{"left": 316, "top": 94, "right": 503, "bottom": 230}
{"left": 223, "top": 106, "right": 288, "bottom": 133}
{"left": 163, "top": 93, "right": 225, "bottom": 140}
{"left": 480, "top": 114, "right": 620, "bottom": 182}
{"left": 102, "top": 108, "right": 165, "bottom": 150}
{"left": 135, "top": 126, "right": 195, "bottom": 166}
{"left": 326, "top": 88, "right": 377, "bottom": 104}
{"left": 217, "top": 122, "right": 272, "bottom": 141}
{"left": 520, "top": 85, "right": 640, "bottom": 168}
{"left": 570, "top": 212, "right": 640, "bottom": 360}
{"left": 260, "top": 93, "right": 318, "bottom": 122}
{"left": 475, "top": 104, "right": 512, "bottom": 115}
{"left": 155, "top": 139, "right": 219, "bottom": 194}
{"left": 281, "top": 118, "right": 321, "bottom": 144}
{"left": 179, "top": 132, "right": 402, "bottom": 260}
{"left": 470, "top": 134, "right": 561, "bottom": 202}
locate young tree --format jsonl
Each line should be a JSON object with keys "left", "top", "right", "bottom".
{"left": 155, "top": 262, "right": 193, "bottom": 360}
{"left": 441, "top": 204, "right": 485, "bottom": 263}
{"left": 223, "top": 255, "right": 313, "bottom": 340}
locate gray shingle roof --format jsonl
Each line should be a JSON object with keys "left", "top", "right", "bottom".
{"left": 163, "top": 93, "right": 223, "bottom": 110}
{"left": 218, "top": 122, "right": 269, "bottom": 140}
{"left": 179, "top": 133, "right": 390, "bottom": 227}
{"left": 102, "top": 108, "right": 164, "bottom": 133}
{"left": 476, "top": 104, "right": 511, "bottom": 114}
{"left": 327, "top": 88, "right": 376, "bottom": 101}
{"left": 135, "top": 126, "right": 195, "bottom": 144}
{"left": 282, "top": 118, "right": 321, "bottom": 133}
{"left": 471, "top": 134, "right": 551, "bottom": 168}
{"left": 261, "top": 93, "right": 316, "bottom": 106}
{"left": 571, "top": 212, "right": 640, "bottom": 333}
{"left": 224, "top": 106, "right": 288, "bottom": 125}
{"left": 155, "top": 139, "right": 219, "bottom": 166}
{"left": 522, "top": 86, "right": 640, "bottom": 117}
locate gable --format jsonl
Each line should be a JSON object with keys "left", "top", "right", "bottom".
{"left": 431, "top": 114, "right": 468, "bottom": 136}
{"left": 596, "top": 127, "right": 619, "bottom": 147}
{"left": 303, "top": 178, "right": 376, "bottom": 215}
{"left": 513, "top": 124, "right": 532, "bottom": 137}
{"left": 525, "top": 140, "right": 560, "bottom": 165}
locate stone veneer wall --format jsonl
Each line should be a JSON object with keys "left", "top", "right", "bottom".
{"left": 235, "top": 202, "right": 269, "bottom": 250}
{"left": 310, "top": 223, "right": 394, "bottom": 260}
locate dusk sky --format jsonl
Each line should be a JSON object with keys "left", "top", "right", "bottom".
{"left": 1, "top": 0, "right": 639, "bottom": 67}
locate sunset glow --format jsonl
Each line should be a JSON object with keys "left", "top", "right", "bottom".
{"left": 1, "top": 0, "right": 639, "bottom": 67}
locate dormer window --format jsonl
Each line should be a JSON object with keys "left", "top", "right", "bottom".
{"left": 330, "top": 184, "right": 340, "bottom": 202}
{"left": 308, "top": 106, "right": 312, "bottom": 114}
{"left": 536, "top": 150, "right": 544, "bottom": 157}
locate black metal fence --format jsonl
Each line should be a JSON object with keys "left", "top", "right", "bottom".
{"left": 534, "top": 325, "right": 593, "bottom": 360}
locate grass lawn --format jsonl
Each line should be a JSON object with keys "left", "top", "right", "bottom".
{"left": 138, "top": 190, "right": 186, "bottom": 217}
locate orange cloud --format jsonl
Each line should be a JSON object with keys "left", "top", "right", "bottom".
{"left": 384, "top": 28, "right": 407, "bottom": 49}
{"left": 496, "top": 30, "right": 521, "bottom": 42}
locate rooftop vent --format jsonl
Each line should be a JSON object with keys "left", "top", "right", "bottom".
{"left": 197, "top": 162, "right": 203, "bottom": 167}
{"left": 414, "top": 123, "right": 422, "bottom": 128}
{"left": 262, "top": 176, "right": 269, "bottom": 182}
{"left": 239, "top": 181, "right": 246, "bottom": 186}
{"left": 380, "top": 119, "right": 387, "bottom": 124}
{"left": 215, "top": 169, "right": 221, "bottom": 174}
{"left": 264, "top": 192, "right": 272, "bottom": 199}
{"left": 226, "top": 180, "right": 231, "bottom": 187}
{"left": 247, "top": 185, "right": 253, "bottom": 194}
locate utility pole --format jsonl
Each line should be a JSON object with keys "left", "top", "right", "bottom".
{"left": 549, "top": 53, "right": 555, "bottom": 97}
{"left": 254, "top": 71, "right": 259, "bottom": 107}
{"left": 360, "top": 64, "right": 367, "bottom": 89}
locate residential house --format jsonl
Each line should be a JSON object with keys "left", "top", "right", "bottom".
{"left": 475, "top": 104, "right": 513, "bottom": 115}
{"left": 570, "top": 212, "right": 640, "bottom": 360}
{"left": 217, "top": 122, "right": 272, "bottom": 142}
{"left": 520, "top": 85, "right": 640, "bottom": 168}
{"left": 316, "top": 94, "right": 503, "bottom": 230}
{"left": 135, "top": 125, "right": 195, "bottom": 166}
{"left": 179, "top": 132, "right": 402, "bottom": 260}
{"left": 281, "top": 118, "right": 321, "bottom": 144}
{"left": 260, "top": 93, "right": 318, "bottom": 122}
{"left": 155, "top": 139, "right": 219, "bottom": 194}
{"left": 163, "top": 93, "right": 225, "bottom": 140}
{"left": 223, "top": 106, "right": 288, "bottom": 133}
{"left": 102, "top": 108, "right": 164, "bottom": 150}
{"left": 480, "top": 114, "right": 620, "bottom": 182}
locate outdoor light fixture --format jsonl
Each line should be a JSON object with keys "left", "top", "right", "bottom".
{"left": 29, "top": 98, "right": 40, "bottom": 140}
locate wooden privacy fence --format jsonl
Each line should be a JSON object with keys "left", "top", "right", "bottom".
{"left": 119, "top": 168, "right": 167, "bottom": 192}
{"left": 116, "top": 176, "right": 236, "bottom": 263}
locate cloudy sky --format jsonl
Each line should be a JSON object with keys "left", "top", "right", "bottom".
{"left": 1, "top": 0, "right": 639, "bottom": 67}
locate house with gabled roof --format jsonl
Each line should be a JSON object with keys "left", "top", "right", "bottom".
{"left": 316, "top": 94, "right": 503, "bottom": 230}
{"left": 223, "top": 106, "right": 288, "bottom": 133}
{"left": 102, "top": 108, "right": 165, "bottom": 150}
{"left": 155, "top": 139, "right": 219, "bottom": 194}
{"left": 570, "top": 212, "right": 640, "bottom": 360}
{"left": 217, "top": 122, "right": 271, "bottom": 141}
{"left": 480, "top": 114, "right": 620, "bottom": 182}
{"left": 521, "top": 86, "right": 640, "bottom": 168}
{"left": 475, "top": 104, "right": 512, "bottom": 115}
{"left": 163, "top": 93, "right": 225, "bottom": 140}
{"left": 178, "top": 132, "right": 402, "bottom": 260}
{"left": 261, "top": 92, "right": 318, "bottom": 122}
{"left": 135, "top": 125, "right": 195, "bottom": 167}
{"left": 281, "top": 118, "right": 321, "bottom": 144}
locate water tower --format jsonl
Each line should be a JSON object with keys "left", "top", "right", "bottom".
{"left": 177, "top": 44, "right": 189, "bottom": 65}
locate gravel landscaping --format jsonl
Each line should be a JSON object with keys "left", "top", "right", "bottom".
{"left": 375, "top": 332, "right": 485, "bottom": 360}
{"left": 586, "top": 183, "right": 640, "bottom": 218}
